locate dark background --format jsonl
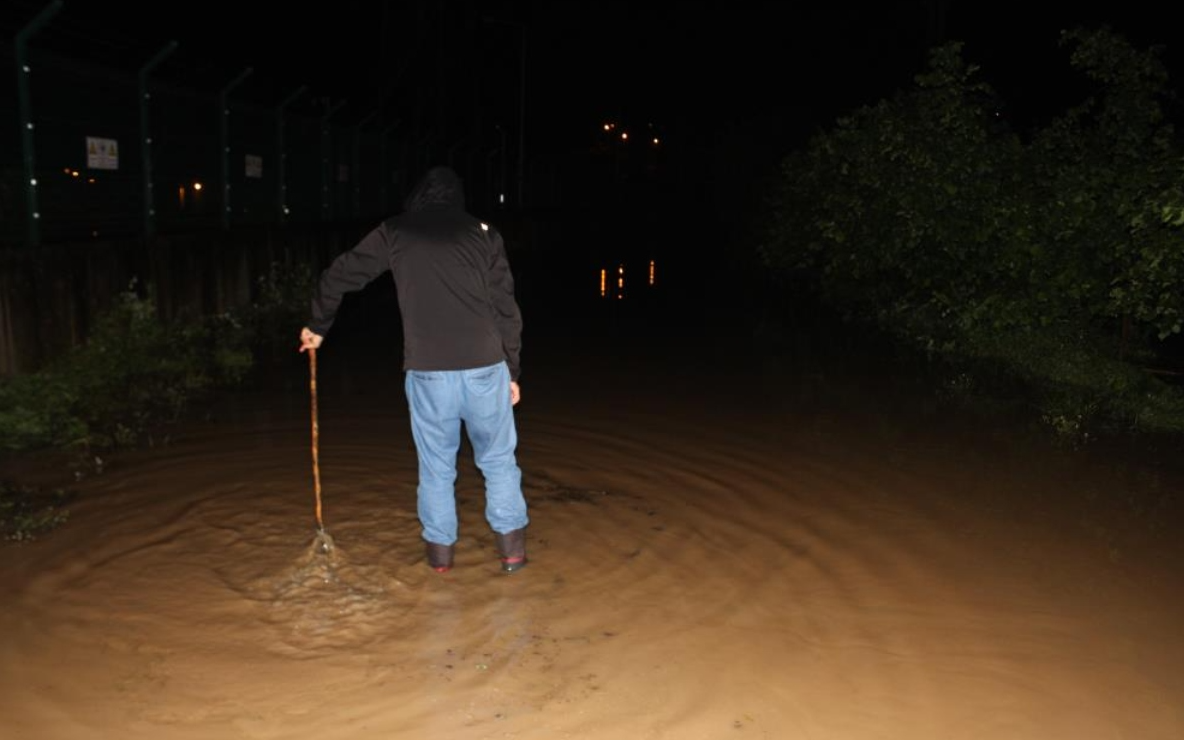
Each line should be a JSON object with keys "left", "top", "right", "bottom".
{"left": 2, "top": 1, "right": 1182, "bottom": 368}
{"left": 5, "top": 1, "right": 1179, "bottom": 175}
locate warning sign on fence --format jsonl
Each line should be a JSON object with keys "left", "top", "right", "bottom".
{"left": 245, "top": 154, "right": 263, "bottom": 178}
{"left": 86, "top": 137, "right": 119, "bottom": 170}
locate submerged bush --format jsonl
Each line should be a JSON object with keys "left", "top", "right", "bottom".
{"left": 0, "top": 280, "right": 253, "bottom": 453}
{"left": 0, "top": 261, "right": 318, "bottom": 541}
{"left": 0, "top": 481, "right": 75, "bottom": 542}
{"left": 964, "top": 324, "right": 1184, "bottom": 443}
{"left": 0, "top": 259, "right": 322, "bottom": 455}
{"left": 239, "top": 261, "right": 316, "bottom": 364}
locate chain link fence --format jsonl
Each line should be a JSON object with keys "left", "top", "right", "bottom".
{"left": 0, "top": 41, "right": 421, "bottom": 246}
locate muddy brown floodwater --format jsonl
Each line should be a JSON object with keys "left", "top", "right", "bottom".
{"left": 2, "top": 313, "right": 1182, "bottom": 740}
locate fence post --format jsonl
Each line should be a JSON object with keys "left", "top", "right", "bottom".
{"left": 379, "top": 119, "right": 401, "bottom": 216}
{"left": 415, "top": 132, "right": 435, "bottom": 178}
{"left": 482, "top": 17, "right": 527, "bottom": 208}
{"left": 219, "top": 67, "right": 253, "bottom": 230}
{"left": 486, "top": 144, "right": 500, "bottom": 212}
{"left": 139, "top": 40, "right": 178, "bottom": 241}
{"left": 14, "top": 0, "right": 63, "bottom": 248}
{"left": 353, "top": 111, "right": 377, "bottom": 221}
{"left": 276, "top": 85, "right": 307, "bottom": 225}
{"left": 320, "top": 99, "right": 345, "bottom": 223}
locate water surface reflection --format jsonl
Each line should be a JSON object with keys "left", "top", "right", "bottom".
{"left": 1, "top": 301, "right": 1182, "bottom": 739}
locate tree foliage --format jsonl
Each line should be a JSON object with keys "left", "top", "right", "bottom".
{"left": 760, "top": 28, "right": 1184, "bottom": 437}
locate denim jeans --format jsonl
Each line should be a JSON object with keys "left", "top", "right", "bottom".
{"left": 404, "top": 361, "right": 528, "bottom": 545}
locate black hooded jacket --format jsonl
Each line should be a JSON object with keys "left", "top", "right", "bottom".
{"left": 308, "top": 166, "right": 523, "bottom": 380}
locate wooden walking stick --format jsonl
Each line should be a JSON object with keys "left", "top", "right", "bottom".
{"left": 309, "top": 347, "right": 334, "bottom": 554}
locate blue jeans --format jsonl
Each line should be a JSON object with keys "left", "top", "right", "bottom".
{"left": 404, "top": 361, "right": 528, "bottom": 545}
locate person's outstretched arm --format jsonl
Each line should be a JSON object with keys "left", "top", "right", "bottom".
{"left": 299, "top": 225, "right": 391, "bottom": 351}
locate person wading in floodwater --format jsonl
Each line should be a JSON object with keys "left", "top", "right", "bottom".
{"left": 298, "top": 165, "right": 529, "bottom": 574}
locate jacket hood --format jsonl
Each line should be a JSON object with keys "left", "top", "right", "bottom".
{"left": 403, "top": 166, "right": 465, "bottom": 212}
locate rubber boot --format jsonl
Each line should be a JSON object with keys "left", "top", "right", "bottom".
{"left": 426, "top": 541, "right": 454, "bottom": 573}
{"left": 494, "top": 528, "right": 527, "bottom": 572}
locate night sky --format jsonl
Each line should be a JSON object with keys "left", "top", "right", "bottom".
{"left": 3, "top": 0, "right": 1181, "bottom": 204}
{"left": 5, "top": 2, "right": 1179, "bottom": 132}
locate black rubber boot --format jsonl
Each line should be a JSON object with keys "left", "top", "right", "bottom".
{"left": 494, "top": 528, "right": 527, "bottom": 572}
{"left": 426, "top": 542, "right": 454, "bottom": 573}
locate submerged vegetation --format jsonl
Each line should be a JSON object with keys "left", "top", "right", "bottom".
{"left": 0, "top": 261, "right": 314, "bottom": 541}
{"left": 0, "top": 481, "right": 75, "bottom": 542}
{"left": 0, "top": 260, "right": 313, "bottom": 455}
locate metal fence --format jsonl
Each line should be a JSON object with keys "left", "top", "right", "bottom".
{"left": 0, "top": 4, "right": 563, "bottom": 377}
{"left": 0, "top": 40, "right": 429, "bottom": 247}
